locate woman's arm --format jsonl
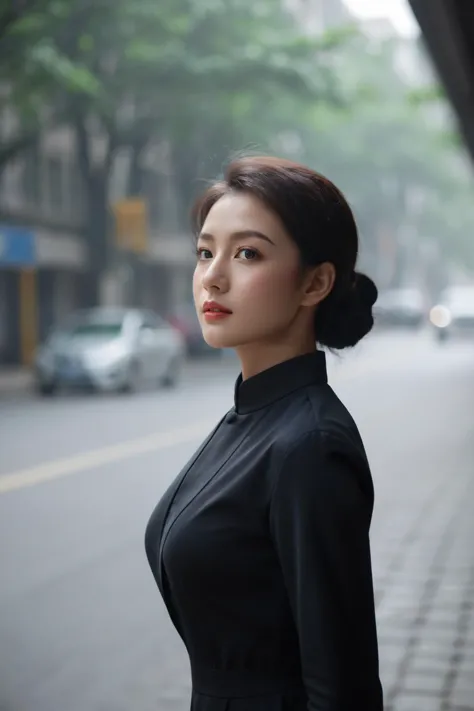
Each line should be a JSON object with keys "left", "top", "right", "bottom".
{"left": 269, "top": 429, "right": 384, "bottom": 711}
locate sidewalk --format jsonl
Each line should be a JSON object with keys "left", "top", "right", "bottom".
{"left": 375, "top": 467, "right": 474, "bottom": 711}
{"left": 367, "top": 365, "right": 474, "bottom": 711}
{"left": 0, "top": 367, "right": 33, "bottom": 397}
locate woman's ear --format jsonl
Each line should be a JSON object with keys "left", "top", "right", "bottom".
{"left": 301, "top": 262, "right": 336, "bottom": 308}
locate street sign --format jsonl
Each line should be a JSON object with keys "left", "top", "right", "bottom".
{"left": 0, "top": 224, "right": 36, "bottom": 266}
{"left": 112, "top": 198, "right": 148, "bottom": 254}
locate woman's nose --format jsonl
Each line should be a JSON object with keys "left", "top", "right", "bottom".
{"left": 202, "top": 259, "right": 229, "bottom": 293}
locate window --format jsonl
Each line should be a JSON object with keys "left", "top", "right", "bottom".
{"left": 21, "top": 147, "right": 40, "bottom": 206}
{"left": 68, "top": 323, "right": 123, "bottom": 337}
{"left": 70, "top": 164, "right": 86, "bottom": 221}
{"left": 46, "top": 156, "right": 65, "bottom": 213}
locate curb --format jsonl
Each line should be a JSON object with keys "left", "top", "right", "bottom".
{"left": 0, "top": 370, "right": 33, "bottom": 397}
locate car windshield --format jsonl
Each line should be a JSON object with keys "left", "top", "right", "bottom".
{"left": 51, "top": 310, "right": 127, "bottom": 340}
{"left": 442, "top": 288, "right": 474, "bottom": 309}
{"left": 66, "top": 323, "right": 123, "bottom": 337}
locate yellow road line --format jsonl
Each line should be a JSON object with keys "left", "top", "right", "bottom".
{"left": 0, "top": 420, "right": 215, "bottom": 495}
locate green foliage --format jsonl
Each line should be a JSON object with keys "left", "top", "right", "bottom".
{"left": 281, "top": 32, "right": 474, "bottom": 270}
{"left": 1, "top": 0, "right": 345, "bottom": 156}
{"left": 0, "top": 0, "right": 99, "bottom": 159}
{"left": 407, "top": 84, "right": 445, "bottom": 106}
{"left": 3, "top": 0, "right": 473, "bottom": 272}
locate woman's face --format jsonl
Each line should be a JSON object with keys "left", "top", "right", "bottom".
{"left": 193, "top": 191, "right": 315, "bottom": 351}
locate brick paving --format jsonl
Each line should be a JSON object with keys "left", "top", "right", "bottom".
{"left": 370, "top": 402, "right": 474, "bottom": 711}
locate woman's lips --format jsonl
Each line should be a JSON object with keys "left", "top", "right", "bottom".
{"left": 203, "top": 310, "right": 232, "bottom": 322}
{"left": 202, "top": 301, "right": 232, "bottom": 320}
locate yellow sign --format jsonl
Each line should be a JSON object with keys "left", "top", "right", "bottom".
{"left": 113, "top": 198, "right": 148, "bottom": 253}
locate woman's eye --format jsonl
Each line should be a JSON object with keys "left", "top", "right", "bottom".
{"left": 196, "top": 248, "right": 212, "bottom": 260}
{"left": 237, "top": 248, "right": 259, "bottom": 261}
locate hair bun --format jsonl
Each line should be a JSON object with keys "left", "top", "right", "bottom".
{"left": 315, "top": 272, "right": 378, "bottom": 350}
{"left": 354, "top": 272, "right": 378, "bottom": 307}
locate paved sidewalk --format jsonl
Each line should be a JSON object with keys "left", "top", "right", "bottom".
{"left": 375, "top": 473, "right": 474, "bottom": 710}
{"left": 0, "top": 367, "right": 32, "bottom": 396}
{"left": 367, "top": 365, "right": 474, "bottom": 711}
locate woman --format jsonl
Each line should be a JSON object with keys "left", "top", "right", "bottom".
{"left": 145, "top": 156, "right": 384, "bottom": 710}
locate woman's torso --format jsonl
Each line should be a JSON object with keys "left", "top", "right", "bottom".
{"left": 145, "top": 352, "right": 380, "bottom": 710}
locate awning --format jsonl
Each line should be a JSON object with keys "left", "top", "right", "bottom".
{"left": 408, "top": 0, "right": 474, "bottom": 159}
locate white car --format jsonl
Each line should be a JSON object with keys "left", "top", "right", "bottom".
{"left": 374, "top": 288, "right": 425, "bottom": 329}
{"left": 34, "top": 307, "right": 185, "bottom": 395}
{"left": 430, "top": 286, "right": 474, "bottom": 343}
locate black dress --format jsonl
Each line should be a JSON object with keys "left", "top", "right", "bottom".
{"left": 145, "top": 352, "right": 384, "bottom": 711}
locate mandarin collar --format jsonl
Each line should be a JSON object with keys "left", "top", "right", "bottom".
{"left": 234, "top": 351, "right": 327, "bottom": 415}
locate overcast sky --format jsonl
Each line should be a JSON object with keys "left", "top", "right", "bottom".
{"left": 344, "top": 0, "right": 419, "bottom": 36}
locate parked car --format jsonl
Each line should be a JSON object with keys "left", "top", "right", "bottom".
{"left": 429, "top": 285, "right": 474, "bottom": 343}
{"left": 374, "top": 287, "right": 426, "bottom": 329}
{"left": 168, "top": 303, "right": 221, "bottom": 357}
{"left": 34, "top": 307, "right": 185, "bottom": 395}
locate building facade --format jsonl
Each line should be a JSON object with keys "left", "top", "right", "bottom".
{"left": 0, "top": 106, "right": 196, "bottom": 366}
{"left": 0, "top": 112, "right": 87, "bottom": 365}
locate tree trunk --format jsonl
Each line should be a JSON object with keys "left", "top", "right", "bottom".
{"left": 82, "top": 173, "right": 110, "bottom": 306}
{"left": 74, "top": 116, "right": 112, "bottom": 307}
{"left": 171, "top": 139, "right": 202, "bottom": 230}
{"left": 127, "top": 140, "right": 146, "bottom": 197}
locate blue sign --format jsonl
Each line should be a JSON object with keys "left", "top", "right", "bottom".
{"left": 0, "top": 224, "right": 36, "bottom": 267}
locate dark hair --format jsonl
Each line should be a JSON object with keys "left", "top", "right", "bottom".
{"left": 192, "top": 156, "right": 378, "bottom": 349}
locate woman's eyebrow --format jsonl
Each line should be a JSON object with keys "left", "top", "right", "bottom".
{"left": 198, "top": 230, "right": 275, "bottom": 245}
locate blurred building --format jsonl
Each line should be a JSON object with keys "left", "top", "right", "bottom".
{"left": 0, "top": 113, "right": 86, "bottom": 365}
{"left": 0, "top": 110, "right": 194, "bottom": 366}
{"left": 106, "top": 141, "right": 195, "bottom": 319}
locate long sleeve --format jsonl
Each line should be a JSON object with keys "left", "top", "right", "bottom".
{"left": 269, "top": 429, "right": 383, "bottom": 711}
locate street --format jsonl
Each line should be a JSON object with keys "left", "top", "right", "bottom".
{"left": 1, "top": 331, "right": 474, "bottom": 711}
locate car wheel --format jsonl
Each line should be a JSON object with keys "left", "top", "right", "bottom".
{"left": 161, "top": 357, "right": 181, "bottom": 388}
{"left": 120, "top": 360, "right": 141, "bottom": 393}
{"left": 37, "top": 381, "right": 57, "bottom": 397}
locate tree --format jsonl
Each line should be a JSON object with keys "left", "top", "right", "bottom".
{"left": 162, "top": 16, "right": 353, "bottom": 224}
{"left": 1, "top": 0, "right": 344, "bottom": 302}
{"left": 0, "top": 0, "right": 100, "bottom": 168}
{"left": 265, "top": 28, "right": 474, "bottom": 277}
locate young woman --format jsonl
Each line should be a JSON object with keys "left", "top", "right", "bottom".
{"left": 145, "top": 156, "right": 383, "bottom": 711}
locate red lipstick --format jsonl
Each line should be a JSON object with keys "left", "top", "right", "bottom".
{"left": 203, "top": 301, "right": 232, "bottom": 321}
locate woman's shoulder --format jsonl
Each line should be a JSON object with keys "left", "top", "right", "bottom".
{"left": 276, "top": 383, "right": 366, "bottom": 458}
{"left": 267, "top": 384, "right": 374, "bottom": 500}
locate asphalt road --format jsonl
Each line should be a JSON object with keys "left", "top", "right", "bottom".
{"left": 1, "top": 330, "right": 474, "bottom": 711}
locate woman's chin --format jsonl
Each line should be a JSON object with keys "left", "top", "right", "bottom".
{"left": 201, "top": 328, "right": 240, "bottom": 350}
{"left": 202, "top": 335, "right": 232, "bottom": 349}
